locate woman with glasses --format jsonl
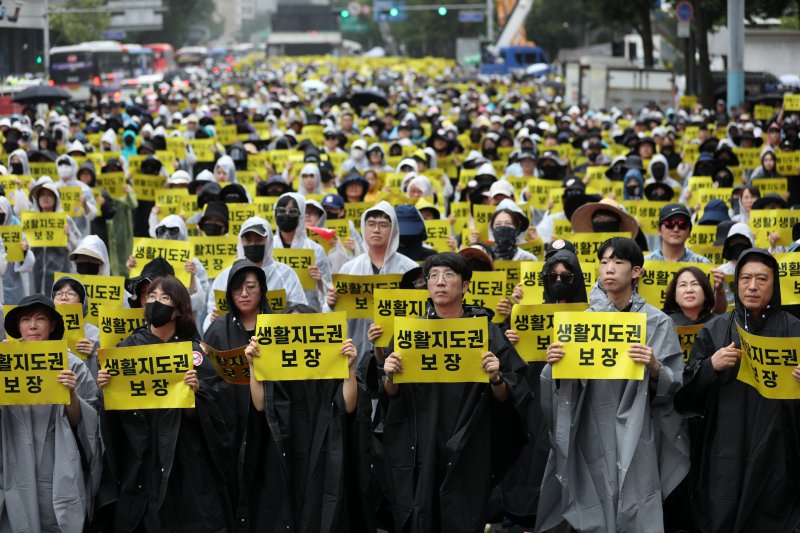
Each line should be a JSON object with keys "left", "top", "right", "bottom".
{"left": 95, "top": 276, "right": 233, "bottom": 532}
{"left": 52, "top": 274, "right": 101, "bottom": 378}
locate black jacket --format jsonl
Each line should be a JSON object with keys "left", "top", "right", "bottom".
{"left": 674, "top": 249, "right": 800, "bottom": 532}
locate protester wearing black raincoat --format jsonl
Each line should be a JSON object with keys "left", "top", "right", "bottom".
{"left": 675, "top": 249, "right": 800, "bottom": 532}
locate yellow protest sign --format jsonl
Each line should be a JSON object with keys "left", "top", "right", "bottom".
{"left": 494, "top": 260, "right": 524, "bottom": 297}
{"left": 332, "top": 274, "right": 403, "bottom": 319}
{"left": 155, "top": 189, "right": 189, "bottom": 219}
{"left": 58, "top": 186, "right": 84, "bottom": 217}
{"left": 639, "top": 261, "right": 714, "bottom": 308}
{"left": 203, "top": 344, "right": 250, "bottom": 385}
{"left": 773, "top": 253, "right": 800, "bottom": 305}
{"left": 344, "top": 202, "right": 374, "bottom": 227}
{"left": 0, "top": 225, "right": 24, "bottom": 262}
{"left": 750, "top": 210, "right": 800, "bottom": 249}
{"left": 691, "top": 244, "right": 725, "bottom": 266}
{"left": 96, "top": 171, "right": 126, "bottom": 199}
{"left": 450, "top": 201, "right": 470, "bottom": 230}
{"left": 252, "top": 311, "right": 348, "bottom": 381}
{"left": 472, "top": 204, "right": 496, "bottom": 241}
{"left": 0, "top": 340, "right": 69, "bottom": 405}
{"left": 753, "top": 178, "right": 788, "bottom": 197}
{"left": 736, "top": 324, "right": 800, "bottom": 400}
{"left": 131, "top": 173, "right": 164, "bottom": 202}
{"left": 679, "top": 95, "right": 697, "bottom": 109}
{"left": 98, "top": 341, "right": 195, "bottom": 409}
{"left": 189, "top": 139, "right": 216, "bottom": 162}
{"left": 675, "top": 324, "right": 704, "bottom": 363}
{"left": 55, "top": 303, "right": 84, "bottom": 357}
{"left": 551, "top": 311, "right": 647, "bottom": 380}
{"left": 518, "top": 261, "right": 596, "bottom": 304}
{"left": 783, "top": 93, "right": 800, "bottom": 112}
{"left": 273, "top": 248, "right": 315, "bottom": 290}
{"left": 753, "top": 104, "right": 775, "bottom": 121}
{"left": 129, "top": 238, "right": 192, "bottom": 287}
{"left": 777, "top": 151, "right": 800, "bottom": 175}
{"left": 686, "top": 225, "right": 718, "bottom": 248}
{"left": 424, "top": 219, "right": 451, "bottom": 242}
{"left": 189, "top": 235, "right": 239, "bottom": 278}
{"left": 572, "top": 233, "right": 631, "bottom": 262}
{"left": 462, "top": 270, "right": 507, "bottom": 323}
{"left": 734, "top": 147, "right": 764, "bottom": 170}
{"left": 392, "top": 316, "right": 488, "bottom": 383}
{"left": 214, "top": 288, "right": 287, "bottom": 315}
{"left": 99, "top": 306, "right": 146, "bottom": 349}
{"left": 228, "top": 203, "right": 258, "bottom": 236}
{"left": 28, "top": 162, "right": 56, "bottom": 178}
{"left": 621, "top": 200, "right": 669, "bottom": 235}
{"left": 373, "top": 288, "right": 429, "bottom": 347}
{"left": 511, "top": 303, "right": 589, "bottom": 361}
{"left": 21, "top": 212, "right": 67, "bottom": 247}
{"left": 54, "top": 272, "right": 125, "bottom": 326}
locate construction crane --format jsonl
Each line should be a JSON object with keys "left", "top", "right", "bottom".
{"left": 481, "top": 0, "right": 548, "bottom": 75}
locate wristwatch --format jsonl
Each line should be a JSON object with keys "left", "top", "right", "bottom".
{"left": 490, "top": 373, "right": 505, "bottom": 386}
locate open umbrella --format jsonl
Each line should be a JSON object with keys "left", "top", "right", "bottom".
{"left": 301, "top": 79, "right": 327, "bottom": 92}
{"left": 12, "top": 85, "right": 72, "bottom": 104}
{"left": 350, "top": 89, "right": 389, "bottom": 108}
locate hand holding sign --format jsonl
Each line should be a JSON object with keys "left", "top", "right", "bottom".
{"left": 628, "top": 343, "right": 659, "bottom": 378}
{"left": 546, "top": 342, "right": 565, "bottom": 364}
{"left": 183, "top": 370, "right": 199, "bottom": 392}
{"left": 712, "top": 342, "right": 742, "bottom": 372}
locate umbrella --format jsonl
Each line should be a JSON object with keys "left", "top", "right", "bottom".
{"left": 321, "top": 94, "right": 349, "bottom": 108}
{"left": 526, "top": 63, "right": 551, "bottom": 77}
{"left": 301, "top": 79, "right": 327, "bottom": 92}
{"left": 350, "top": 89, "right": 389, "bottom": 108}
{"left": 12, "top": 85, "right": 72, "bottom": 104}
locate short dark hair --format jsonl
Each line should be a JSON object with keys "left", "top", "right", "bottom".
{"left": 364, "top": 210, "right": 391, "bottom": 221}
{"left": 742, "top": 185, "right": 760, "bottom": 199}
{"left": 597, "top": 237, "right": 644, "bottom": 267}
{"left": 662, "top": 266, "right": 714, "bottom": 316}
{"left": 147, "top": 276, "right": 197, "bottom": 339}
{"left": 422, "top": 252, "right": 473, "bottom": 282}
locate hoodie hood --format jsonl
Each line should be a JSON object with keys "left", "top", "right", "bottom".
{"left": 237, "top": 216, "right": 274, "bottom": 266}
{"left": 722, "top": 222, "right": 754, "bottom": 259}
{"left": 30, "top": 178, "right": 63, "bottom": 213}
{"left": 488, "top": 198, "right": 530, "bottom": 241}
{"left": 52, "top": 275, "right": 91, "bottom": 317}
{"left": 733, "top": 248, "right": 781, "bottom": 332}
{"left": 623, "top": 168, "right": 645, "bottom": 199}
{"left": 214, "top": 155, "right": 237, "bottom": 183}
{"left": 305, "top": 199, "right": 327, "bottom": 227}
{"left": 155, "top": 214, "right": 189, "bottom": 241}
{"left": 101, "top": 129, "right": 119, "bottom": 151}
{"left": 543, "top": 250, "right": 587, "bottom": 304}
{"left": 647, "top": 153, "right": 669, "bottom": 178}
{"left": 78, "top": 160, "right": 97, "bottom": 187}
{"left": 407, "top": 175, "right": 433, "bottom": 198}
{"left": 69, "top": 235, "right": 111, "bottom": 276}
{"left": 298, "top": 163, "right": 322, "bottom": 196}
{"left": 361, "top": 200, "right": 401, "bottom": 265}
{"left": 226, "top": 258, "right": 270, "bottom": 318}
{"left": 8, "top": 148, "right": 30, "bottom": 175}
{"left": 55, "top": 154, "right": 79, "bottom": 183}
{"left": 274, "top": 192, "right": 309, "bottom": 248}
{"left": 367, "top": 142, "right": 388, "bottom": 165}
{"left": 0, "top": 196, "right": 15, "bottom": 225}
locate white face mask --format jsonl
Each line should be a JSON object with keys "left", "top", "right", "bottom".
{"left": 57, "top": 165, "right": 73, "bottom": 180}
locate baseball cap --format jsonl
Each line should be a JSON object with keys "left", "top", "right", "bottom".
{"left": 484, "top": 180, "right": 515, "bottom": 199}
{"left": 321, "top": 193, "right": 345, "bottom": 210}
{"left": 545, "top": 239, "right": 577, "bottom": 259}
{"left": 242, "top": 223, "right": 268, "bottom": 237}
{"left": 658, "top": 203, "right": 692, "bottom": 225}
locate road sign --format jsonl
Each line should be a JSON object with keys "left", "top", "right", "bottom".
{"left": 458, "top": 10, "right": 485, "bottom": 23}
{"left": 374, "top": 0, "right": 406, "bottom": 22}
{"left": 676, "top": 1, "right": 693, "bottom": 22}
{"left": 102, "top": 30, "right": 127, "bottom": 40}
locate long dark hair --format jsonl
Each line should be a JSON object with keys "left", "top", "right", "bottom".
{"left": 147, "top": 276, "right": 197, "bottom": 339}
{"left": 662, "top": 266, "right": 714, "bottom": 316}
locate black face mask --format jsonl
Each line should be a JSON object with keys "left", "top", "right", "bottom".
{"left": 243, "top": 244, "right": 265, "bottom": 263}
{"left": 549, "top": 280, "right": 572, "bottom": 301}
{"left": 202, "top": 222, "right": 224, "bottom": 236}
{"left": 661, "top": 145, "right": 674, "bottom": 156}
{"left": 492, "top": 226, "right": 518, "bottom": 259}
{"left": 587, "top": 152, "right": 598, "bottom": 163}
{"left": 651, "top": 164, "right": 666, "bottom": 181}
{"left": 540, "top": 165, "right": 560, "bottom": 180}
{"left": 483, "top": 148, "right": 497, "bottom": 158}
{"left": 727, "top": 243, "right": 749, "bottom": 262}
{"left": 75, "top": 262, "right": 100, "bottom": 275}
{"left": 145, "top": 301, "right": 175, "bottom": 328}
{"left": 714, "top": 174, "right": 733, "bottom": 188}
{"left": 607, "top": 166, "right": 625, "bottom": 181}
{"left": 275, "top": 214, "right": 299, "bottom": 233}
{"left": 593, "top": 220, "right": 620, "bottom": 233}
{"left": 626, "top": 185, "right": 642, "bottom": 198}
{"left": 124, "top": 135, "right": 135, "bottom": 146}
{"left": 10, "top": 162, "right": 23, "bottom": 175}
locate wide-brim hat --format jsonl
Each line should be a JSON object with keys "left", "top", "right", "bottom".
{"left": 570, "top": 198, "right": 639, "bottom": 235}
{"left": 6, "top": 294, "right": 65, "bottom": 340}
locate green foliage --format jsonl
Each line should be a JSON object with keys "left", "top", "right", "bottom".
{"left": 50, "top": 0, "right": 109, "bottom": 45}
{"left": 127, "top": 0, "right": 223, "bottom": 47}
{"left": 524, "top": 0, "right": 609, "bottom": 60}
{"left": 388, "top": 0, "right": 486, "bottom": 57}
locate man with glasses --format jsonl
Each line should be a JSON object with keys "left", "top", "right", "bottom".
{"left": 379, "top": 252, "right": 530, "bottom": 532}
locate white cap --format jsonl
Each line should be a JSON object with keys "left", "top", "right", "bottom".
{"left": 484, "top": 180, "right": 515, "bottom": 199}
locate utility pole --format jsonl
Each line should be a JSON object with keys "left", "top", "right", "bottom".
{"left": 727, "top": 0, "right": 744, "bottom": 113}
{"left": 43, "top": 0, "right": 50, "bottom": 76}
{"left": 486, "top": 0, "right": 493, "bottom": 43}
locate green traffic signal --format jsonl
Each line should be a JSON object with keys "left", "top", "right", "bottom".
{"left": 340, "top": 8, "right": 350, "bottom": 18}
{"left": 36, "top": 55, "right": 43, "bottom": 65}
{"left": 437, "top": 6, "right": 447, "bottom": 15}
{"left": 389, "top": 7, "right": 399, "bottom": 16}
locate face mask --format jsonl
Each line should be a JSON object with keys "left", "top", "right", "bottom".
{"left": 145, "top": 301, "right": 174, "bottom": 328}
{"left": 75, "top": 262, "right": 100, "bottom": 275}
{"left": 727, "top": 243, "right": 749, "bottom": 262}
{"left": 587, "top": 152, "right": 598, "bottom": 163}
{"left": 607, "top": 166, "right": 624, "bottom": 181}
{"left": 625, "top": 185, "right": 641, "bottom": 198}
{"left": 492, "top": 225, "right": 518, "bottom": 259}
{"left": 541, "top": 165, "right": 560, "bottom": 180}
{"left": 651, "top": 164, "right": 666, "bottom": 181}
{"left": 155, "top": 226, "right": 181, "bottom": 240}
{"left": 243, "top": 244, "right": 265, "bottom": 263}
{"left": 549, "top": 280, "right": 571, "bottom": 301}
{"left": 593, "top": 220, "right": 620, "bottom": 233}
{"left": 275, "top": 214, "right": 299, "bottom": 233}
{"left": 57, "top": 165, "right": 73, "bottom": 180}
{"left": 0, "top": 213, "right": 7, "bottom": 225}
{"left": 124, "top": 135, "right": 134, "bottom": 146}
{"left": 661, "top": 145, "right": 674, "bottom": 156}
{"left": 10, "top": 162, "right": 23, "bottom": 175}
{"left": 483, "top": 147, "right": 497, "bottom": 158}
{"left": 714, "top": 174, "right": 733, "bottom": 188}
{"left": 352, "top": 149, "right": 365, "bottom": 160}
{"left": 202, "top": 222, "right": 224, "bottom": 236}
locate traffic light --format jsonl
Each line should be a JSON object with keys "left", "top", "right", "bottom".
{"left": 340, "top": 8, "right": 350, "bottom": 18}
{"left": 389, "top": 7, "right": 399, "bottom": 16}
{"left": 36, "top": 55, "right": 43, "bottom": 65}
{"left": 437, "top": 6, "right": 447, "bottom": 15}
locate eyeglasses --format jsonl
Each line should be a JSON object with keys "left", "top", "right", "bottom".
{"left": 365, "top": 220, "right": 391, "bottom": 231}
{"left": 427, "top": 270, "right": 458, "bottom": 283}
{"left": 233, "top": 283, "right": 261, "bottom": 296}
{"left": 547, "top": 272, "right": 575, "bottom": 284}
{"left": 53, "top": 290, "right": 79, "bottom": 299}
{"left": 146, "top": 292, "right": 173, "bottom": 304}
{"left": 662, "top": 218, "right": 690, "bottom": 231}
{"left": 275, "top": 207, "right": 301, "bottom": 217}
{"left": 300, "top": 173, "right": 316, "bottom": 178}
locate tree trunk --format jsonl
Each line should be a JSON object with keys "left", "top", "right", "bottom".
{"left": 695, "top": 2, "right": 714, "bottom": 108}
{"left": 640, "top": 4, "right": 655, "bottom": 67}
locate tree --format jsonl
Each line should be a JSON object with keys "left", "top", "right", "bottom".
{"left": 580, "top": 0, "right": 656, "bottom": 67}
{"left": 127, "top": 0, "right": 223, "bottom": 47}
{"left": 387, "top": 0, "right": 486, "bottom": 58}
{"left": 50, "top": 0, "right": 109, "bottom": 45}
{"left": 524, "top": 0, "right": 608, "bottom": 61}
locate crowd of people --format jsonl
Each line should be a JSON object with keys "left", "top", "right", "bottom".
{"left": 0, "top": 55, "right": 799, "bottom": 532}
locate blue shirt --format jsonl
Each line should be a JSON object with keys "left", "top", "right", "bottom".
{"left": 644, "top": 248, "right": 711, "bottom": 263}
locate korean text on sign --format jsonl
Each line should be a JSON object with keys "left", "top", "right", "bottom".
{"left": 273, "top": 248, "right": 315, "bottom": 290}
{"left": 463, "top": 270, "right": 507, "bottom": 324}
{"left": 129, "top": 238, "right": 193, "bottom": 287}
{"left": 0, "top": 340, "right": 69, "bottom": 405}
{"left": 639, "top": 261, "right": 714, "bottom": 308}
{"left": 54, "top": 272, "right": 125, "bottom": 326}
{"left": 203, "top": 344, "right": 250, "bottom": 385}
{"left": 736, "top": 324, "right": 800, "bottom": 400}
{"left": 373, "top": 288, "right": 429, "bottom": 347}
{"left": 190, "top": 235, "right": 238, "bottom": 279}
{"left": 56, "top": 303, "right": 84, "bottom": 357}
{"left": 511, "top": 303, "right": 589, "bottom": 362}
{"left": 392, "top": 316, "right": 488, "bottom": 383}
{"left": 332, "top": 274, "right": 403, "bottom": 319}
{"left": 98, "top": 341, "right": 195, "bottom": 409}
{"left": 551, "top": 311, "right": 647, "bottom": 380}
{"left": 253, "top": 311, "right": 348, "bottom": 381}
{"left": 21, "top": 212, "right": 67, "bottom": 247}
{"left": 99, "top": 306, "right": 146, "bottom": 349}
{"left": 676, "top": 324, "right": 704, "bottom": 363}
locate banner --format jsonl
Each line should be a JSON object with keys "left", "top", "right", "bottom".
{"left": 736, "top": 324, "right": 800, "bottom": 400}
{"left": 676, "top": 324, "right": 704, "bottom": 363}
{"left": 99, "top": 306, "right": 146, "bottom": 349}
{"left": 129, "top": 238, "right": 192, "bottom": 287}
{"left": 331, "top": 274, "right": 403, "bottom": 319}
{"left": 214, "top": 288, "right": 286, "bottom": 315}
{"left": 203, "top": 344, "right": 250, "bottom": 384}
{"left": 98, "top": 341, "right": 195, "bottom": 409}
{"left": 551, "top": 311, "right": 647, "bottom": 380}
{"left": 273, "top": 248, "right": 315, "bottom": 290}
{"left": 373, "top": 288, "right": 429, "bottom": 347}
{"left": 21, "top": 212, "right": 67, "bottom": 247}
{"left": 58, "top": 186, "right": 84, "bottom": 217}
{"left": 252, "top": 312, "right": 348, "bottom": 381}
{"left": 54, "top": 272, "right": 125, "bottom": 326}
{"left": 638, "top": 261, "right": 715, "bottom": 308}
{"left": 0, "top": 225, "right": 25, "bottom": 262}
{"left": 392, "top": 316, "right": 488, "bottom": 383}
{"left": 463, "top": 270, "right": 507, "bottom": 323}
{"left": 0, "top": 340, "right": 69, "bottom": 405}
{"left": 189, "top": 235, "right": 239, "bottom": 279}
{"left": 510, "top": 303, "right": 589, "bottom": 361}
{"left": 55, "top": 303, "right": 84, "bottom": 357}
